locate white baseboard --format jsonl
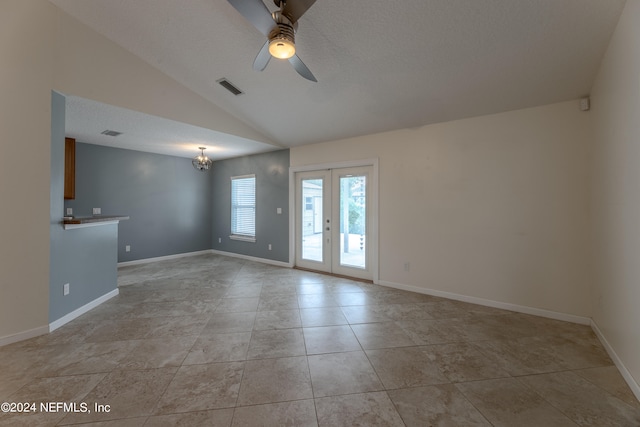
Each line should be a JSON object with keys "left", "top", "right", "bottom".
{"left": 0, "top": 325, "right": 49, "bottom": 348}
{"left": 118, "top": 250, "right": 213, "bottom": 267}
{"left": 591, "top": 320, "right": 640, "bottom": 401}
{"left": 378, "top": 280, "right": 592, "bottom": 325}
{"left": 49, "top": 288, "right": 119, "bottom": 332}
{"left": 210, "top": 249, "right": 292, "bottom": 268}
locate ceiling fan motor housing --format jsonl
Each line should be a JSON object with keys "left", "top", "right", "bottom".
{"left": 272, "top": 21, "right": 295, "bottom": 41}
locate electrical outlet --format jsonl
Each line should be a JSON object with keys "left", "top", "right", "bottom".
{"left": 268, "top": 244, "right": 272, "bottom": 251}
{"left": 63, "top": 283, "right": 70, "bottom": 296}
{"left": 93, "top": 207, "right": 101, "bottom": 215}
{"left": 125, "top": 245, "right": 131, "bottom": 252}
{"left": 276, "top": 208, "right": 282, "bottom": 214}
{"left": 404, "top": 262, "right": 410, "bottom": 272}
{"left": 218, "top": 237, "right": 222, "bottom": 243}
{"left": 66, "top": 207, "right": 73, "bottom": 215}
{"left": 580, "top": 97, "right": 590, "bottom": 111}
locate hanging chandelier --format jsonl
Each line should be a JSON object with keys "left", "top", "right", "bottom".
{"left": 192, "top": 147, "right": 212, "bottom": 171}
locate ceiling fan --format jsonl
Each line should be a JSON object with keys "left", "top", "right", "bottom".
{"left": 227, "top": 0, "right": 318, "bottom": 82}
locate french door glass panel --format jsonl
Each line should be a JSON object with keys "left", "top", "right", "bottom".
{"left": 296, "top": 170, "right": 331, "bottom": 272}
{"left": 301, "top": 178, "right": 324, "bottom": 263}
{"left": 338, "top": 174, "right": 367, "bottom": 269}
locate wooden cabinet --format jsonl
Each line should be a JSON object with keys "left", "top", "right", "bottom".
{"left": 64, "top": 137, "right": 75, "bottom": 200}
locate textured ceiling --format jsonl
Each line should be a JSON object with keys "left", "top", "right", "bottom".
{"left": 51, "top": 0, "right": 626, "bottom": 159}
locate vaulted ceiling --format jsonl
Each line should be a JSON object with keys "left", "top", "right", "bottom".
{"left": 51, "top": 0, "right": 626, "bottom": 159}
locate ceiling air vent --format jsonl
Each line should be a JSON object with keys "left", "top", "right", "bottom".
{"left": 217, "top": 78, "right": 244, "bottom": 96}
{"left": 100, "top": 130, "right": 122, "bottom": 137}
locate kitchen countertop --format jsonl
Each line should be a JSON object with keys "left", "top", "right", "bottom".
{"left": 62, "top": 215, "right": 129, "bottom": 229}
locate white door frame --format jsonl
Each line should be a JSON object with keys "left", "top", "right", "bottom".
{"left": 289, "top": 158, "right": 379, "bottom": 284}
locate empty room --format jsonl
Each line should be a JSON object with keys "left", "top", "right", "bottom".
{"left": 1, "top": 0, "right": 639, "bottom": 426}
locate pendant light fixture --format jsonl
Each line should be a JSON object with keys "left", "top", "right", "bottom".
{"left": 192, "top": 147, "right": 213, "bottom": 171}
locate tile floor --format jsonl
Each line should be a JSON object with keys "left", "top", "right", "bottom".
{"left": 1, "top": 254, "right": 639, "bottom": 426}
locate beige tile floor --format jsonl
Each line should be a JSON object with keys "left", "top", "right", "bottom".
{"left": 1, "top": 253, "right": 639, "bottom": 426}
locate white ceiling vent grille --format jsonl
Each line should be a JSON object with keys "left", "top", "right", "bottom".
{"left": 100, "top": 130, "right": 122, "bottom": 137}
{"left": 217, "top": 78, "right": 244, "bottom": 96}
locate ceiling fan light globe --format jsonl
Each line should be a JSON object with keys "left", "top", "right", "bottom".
{"left": 269, "top": 38, "right": 295, "bottom": 59}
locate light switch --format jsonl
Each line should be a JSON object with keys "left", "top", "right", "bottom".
{"left": 277, "top": 208, "right": 282, "bottom": 214}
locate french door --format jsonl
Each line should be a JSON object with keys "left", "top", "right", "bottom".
{"left": 295, "top": 166, "right": 373, "bottom": 280}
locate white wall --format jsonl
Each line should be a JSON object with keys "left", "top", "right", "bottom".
{"left": 589, "top": 0, "right": 640, "bottom": 393}
{"left": 292, "top": 100, "right": 593, "bottom": 318}
{"left": 0, "top": 1, "right": 56, "bottom": 342}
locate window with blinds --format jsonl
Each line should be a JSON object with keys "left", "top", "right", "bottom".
{"left": 231, "top": 174, "right": 256, "bottom": 241}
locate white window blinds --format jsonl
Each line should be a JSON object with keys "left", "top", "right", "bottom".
{"left": 231, "top": 174, "right": 256, "bottom": 239}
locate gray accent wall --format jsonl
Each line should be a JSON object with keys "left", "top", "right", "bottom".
{"left": 211, "top": 149, "right": 289, "bottom": 263}
{"left": 65, "top": 144, "right": 213, "bottom": 262}
{"left": 50, "top": 92, "right": 118, "bottom": 323}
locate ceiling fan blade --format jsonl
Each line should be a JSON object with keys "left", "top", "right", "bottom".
{"left": 289, "top": 54, "right": 317, "bottom": 82}
{"left": 281, "top": 0, "right": 317, "bottom": 23}
{"left": 253, "top": 41, "right": 271, "bottom": 71}
{"left": 227, "top": 0, "right": 276, "bottom": 37}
